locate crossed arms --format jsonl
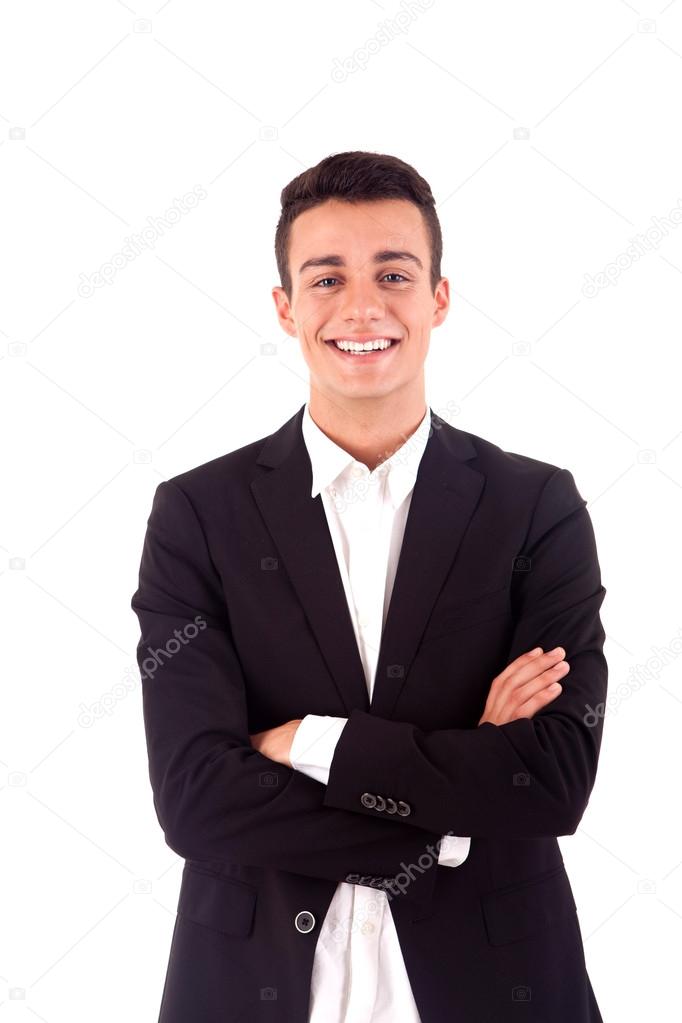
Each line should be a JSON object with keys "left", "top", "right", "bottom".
{"left": 130, "top": 467, "right": 607, "bottom": 891}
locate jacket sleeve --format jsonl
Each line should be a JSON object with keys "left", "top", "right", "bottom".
{"left": 322, "top": 467, "right": 608, "bottom": 839}
{"left": 291, "top": 714, "right": 471, "bottom": 867}
{"left": 131, "top": 479, "right": 443, "bottom": 899}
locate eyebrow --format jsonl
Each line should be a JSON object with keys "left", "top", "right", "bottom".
{"left": 298, "top": 249, "right": 424, "bottom": 276}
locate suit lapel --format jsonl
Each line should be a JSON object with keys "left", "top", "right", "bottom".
{"left": 250, "top": 405, "right": 485, "bottom": 719}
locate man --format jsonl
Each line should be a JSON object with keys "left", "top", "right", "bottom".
{"left": 131, "top": 150, "right": 607, "bottom": 1022}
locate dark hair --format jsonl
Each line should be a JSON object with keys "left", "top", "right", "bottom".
{"left": 274, "top": 150, "right": 442, "bottom": 300}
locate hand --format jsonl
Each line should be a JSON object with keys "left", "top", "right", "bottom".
{"left": 478, "top": 647, "right": 569, "bottom": 726}
{"left": 249, "top": 719, "right": 303, "bottom": 768}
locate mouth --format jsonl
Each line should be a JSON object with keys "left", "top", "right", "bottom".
{"left": 324, "top": 337, "right": 402, "bottom": 362}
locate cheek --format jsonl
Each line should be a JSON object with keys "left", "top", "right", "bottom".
{"left": 295, "top": 307, "right": 325, "bottom": 340}
{"left": 393, "top": 298, "right": 430, "bottom": 330}
{"left": 402, "top": 324, "right": 430, "bottom": 356}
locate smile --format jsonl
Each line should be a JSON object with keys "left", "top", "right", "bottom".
{"left": 325, "top": 337, "right": 401, "bottom": 360}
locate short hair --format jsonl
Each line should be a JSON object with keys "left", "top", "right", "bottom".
{"left": 275, "top": 150, "right": 443, "bottom": 300}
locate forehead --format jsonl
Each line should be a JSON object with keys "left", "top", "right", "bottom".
{"left": 289, "top": 198, "right": 429, "bottom": 263}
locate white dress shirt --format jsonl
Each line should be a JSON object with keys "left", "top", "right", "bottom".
{"left": 290, "top": 400, "right": 471, "bottom": 1023}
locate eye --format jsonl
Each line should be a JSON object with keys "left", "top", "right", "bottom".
{"left": 312, "top": 273, "right": 408, "bottom": 288}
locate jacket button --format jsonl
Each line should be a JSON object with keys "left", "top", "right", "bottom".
{"left": 396, "top": 801, "right": 411, "bottom": 816}
{"left": 361, "top": 792, "right": 377, "bottom": 809}
{"left": 294, "top": 910, "right": 316, "bottom": 934}
{"left": 374, "top": 795, "right": 386, "bottom": 811}
{"left": 386, "top": 798, "right": 397, "bottom": 814}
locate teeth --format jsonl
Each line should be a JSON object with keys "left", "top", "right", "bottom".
{"left": 333, "top": 338, "right": 394, "bottom": 353}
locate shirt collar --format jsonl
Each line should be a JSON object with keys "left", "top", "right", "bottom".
{"left": 301, "top": 402, "right": 432, "bottom": 511}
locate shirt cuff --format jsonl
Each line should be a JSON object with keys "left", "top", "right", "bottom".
{"left": 289, "top": 714, "right": 348, "bottom": 786}
{"left": 437, "top": 834, "right": 471, "bottom": 867}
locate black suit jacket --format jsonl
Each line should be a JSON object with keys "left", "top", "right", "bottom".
{"left": 131, "top": 404, "right": 607, "bottom": 1022}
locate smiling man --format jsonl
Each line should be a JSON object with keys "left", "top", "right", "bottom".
{"left": 131, "top": 150, "right": 607, "bottom": 1022}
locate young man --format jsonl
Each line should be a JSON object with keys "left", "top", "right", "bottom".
{"left": 131, "top": 151, "right": 607, "bottom": 1022}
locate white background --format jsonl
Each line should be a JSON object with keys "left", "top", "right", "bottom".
{"left": 2, "top": 1, "right": 681, "bottom": 1019}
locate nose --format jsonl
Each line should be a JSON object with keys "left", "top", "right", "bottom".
{"left": 337, "top": 274, "right": 387, "bottom": 323}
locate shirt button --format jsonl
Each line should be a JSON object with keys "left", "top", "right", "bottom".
{"left": 361, "top": 921, "right": 375, "bottom": 935}
{"left": 294, "top": 910, "right": 316, "bottom": 933}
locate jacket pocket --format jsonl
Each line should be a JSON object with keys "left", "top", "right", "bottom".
{"left": 177, "top": 863, "right": 257, "bottom": 938}
{"left": 422, "top": 585, "right": 510, "bottom": 642}
{"left": 481, "top": 865, "right": 577, "bottom": 947}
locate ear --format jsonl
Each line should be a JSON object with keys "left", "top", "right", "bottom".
{"left": 432, "top": 277, "right": 450, "bottom": 329}
{"left": 271, "top": 286, "right": 298, "bottom": 339}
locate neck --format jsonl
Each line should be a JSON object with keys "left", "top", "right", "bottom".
{"left": 307, "top": 386, "right": 428, "bottom": 472}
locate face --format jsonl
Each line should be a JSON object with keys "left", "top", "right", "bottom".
{"left": 272, "top": 198, "right": 449, "bottom": 405}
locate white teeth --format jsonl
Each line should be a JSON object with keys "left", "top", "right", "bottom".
{"left": 333, "top": 338, "right": 394, "bottom": 353}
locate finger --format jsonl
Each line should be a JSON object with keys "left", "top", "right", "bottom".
{"left": 500, "top": 647, "right": 567, "bottom": 691}
{"left": 491, "top": 647, "right": 544, "bottom": 689}
{"left": 514, "top": 661, "right": 570, "bottom": 703}
{"left": 514, "top": 680, "right": 563, "bottom": 719}
{"left": 489, "top": 660, "right": 569, "bottom": 724}
{"left": 496, "top": 646, "right": 544, "bottom": 680}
